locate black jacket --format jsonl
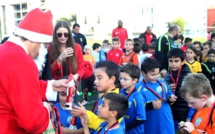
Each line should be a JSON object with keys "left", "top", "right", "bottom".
{"left": 201, "top": 62, "right": 215, "bottom": 92}
{"left": 72, "top": 32, "right": 87, "bottom": 51}
{"left": 140, "top": 32, "right": 156, "bottom": 43}
{"left": 164, "top": 64, "right": 191, "bottom": 121}
{"left": 155, "top": 35, "right": 172, "bottom": 70}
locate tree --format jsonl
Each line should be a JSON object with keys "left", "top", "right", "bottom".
{"left": 167, "top": 17, "right": 185, "bottom": 34}
{"left": 56, "top": 14, "right": 77, "bottom": 27}
{"left": 171, "top": 17, "right": 185, "bottom": 34}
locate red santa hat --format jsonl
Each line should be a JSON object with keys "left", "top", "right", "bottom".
{"left": 14, "top": 8, "right": 53, "bottom": 43}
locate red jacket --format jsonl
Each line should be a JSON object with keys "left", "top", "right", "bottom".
{"left": 112, "top": 28, "right": 128, "bottom": 49}
{"left": 48, "top": 43, "right": 85, "bottom": 81}
{"left": 107, "top": 48, "right": 123, "bottom": 65}
{"left": 0, "top": 41, "right": 50, "bottom": 133}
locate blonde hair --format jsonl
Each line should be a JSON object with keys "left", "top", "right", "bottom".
{"left": 180, "top": 73, "right": 213, "bottom": 99}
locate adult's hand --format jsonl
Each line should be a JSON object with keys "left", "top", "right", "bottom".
{"left": 52, "top": 79, "right": 68, "bottom": 92}
{"left": 58, "top": 47, "right": 74, "bottom": 61}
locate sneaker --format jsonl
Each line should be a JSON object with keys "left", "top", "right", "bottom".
{"left": 81, "top": 100, "right": 88, "bottom": 105}
{"left": 88, "top": 92, "right": 92, "bottom": 97}
{"left": 78, "top": 92, "right": 83, "bottom": 96}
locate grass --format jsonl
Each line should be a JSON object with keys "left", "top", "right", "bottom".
{"left": 76, "top": 82, "right": 98, "bottom": 111}
{"left": 192, "top": 37, "right": 207, "bottom": 43}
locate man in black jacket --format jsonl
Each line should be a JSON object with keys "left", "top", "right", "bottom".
{"left": 155, "top": 25, "right": 181, "bottom": 70}
{"left": 72, "top": 23, "right": 87, "bottom": 51}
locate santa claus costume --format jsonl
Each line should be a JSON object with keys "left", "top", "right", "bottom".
{"left": 0, "top": 8, "right": 57, "bottom": 133}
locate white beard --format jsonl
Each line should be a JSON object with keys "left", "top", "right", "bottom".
{"left": 34, "top": 44, "right": 48, "bottom": 74}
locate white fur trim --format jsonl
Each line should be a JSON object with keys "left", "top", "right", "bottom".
{"left": 34, "top": 44, "right": 48, "bottom": 74}
{"left": 46, "top": 80, "right": 57, "bottom": 101}
{"left": 14, "top": 27, "right": 52, "bottom": 43}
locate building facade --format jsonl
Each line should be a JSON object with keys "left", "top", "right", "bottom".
{"left": 0, "top": 0, "right": 47, "bottom": 40}
{"left": 0, "top": 0, "right": 210, "bottom": 41}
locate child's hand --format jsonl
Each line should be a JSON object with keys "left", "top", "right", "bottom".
{"left": 80, "top": 114, "right": 89, "bottom": 128}
{"left": 178, "top": 121, "right": 188, "bottom": 134}
{"left": 169, "top": 95, "right": 177, "bottom": 102}
{"left": 160, "top": 69, "right": 167, "bottom": 77}
{"left": 70, "top": 102, "right": 87, "bottom": 117}
{"left": 152, "top": 99, "right": 162, "bottom": 109}
{"left": 61, "top": 127, "right": 70, "bottom": 133}
{"left": 182, "top": 122, "right": 195, "bottom": 133}
{"left": 169, "top": 83, "right": 176, "bottom": 92}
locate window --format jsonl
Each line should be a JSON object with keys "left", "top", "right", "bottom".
{"left": 13, "top": 3, "right": 27, "bottom": 26}
{"left": 97, "top": 15, "right": 100, "bottom": 24}
{"left": 142, "top": 8, "right": 144, "bottom": 15}
{"left": 84, "top": 16, "right": 87, "bottom": 24}
{"left": 151, "top": 7, "right": 153, "bottom": 14}
{"left": 21, "top": 3, "right": 27, "bottom": 10}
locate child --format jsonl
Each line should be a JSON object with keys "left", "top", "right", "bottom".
{"left": 141, "top": 43, "right": 152, "bottom": 63}
{"left": 201, "top": 49, "right": 215, "bottom": 93}
{"left": 179, "top": 73, "right": 215, "bottom": 134}
{"left": 83, "top": 44, "right": 95, "bottom": 69}
{"left": 120, "top": 38, "right": 139, "bottom": 66}
{"left": 107, "top": 37, "right": 123, "bottom": 65}
{"left": 102, "top": 39, "right": 111, "bottom": 57}
{"left": 54, "top": 92, "right": 83, "bottom": 133}
{"left": 176, "top": 34, "right": 184, "bottom": 49}
{"left": 149, "top": 42, "right": 156, "bottom": 58}
{"left": 137, "top": 57, "right": 177, "bottom": 134}
{"left": 212, "top": 42, "right": 215, "bottom": 50}
{"left": 133, "top": 42, "right": 142, "bottom": 69}
{"left": 80, "top": 93, "right": 128, "bottom": 134}
{"left": 139, "top": 43, "right": 152, "bottom": 81}
{"left": 185, "top": 45, "right": 202, "bottom": 73}
{"left": 71, "top": 61, "right": 123, "bottom": 131}
{"left": 119, "top": 63, "right": 145, "bottom": 134}
{"left": 164, "top": 48, "right": 191, "bottom": 131}
{"left": 202, "top": 41, "right": 212, "bottom": 62}
{"left": 181, "top": 37, "right": 192, "bottom": 52}
{"left": 193, "top": 41, "right": 202, "bottom": 51}
{"left": 80, "top": 45, "right": 95, "bottom": 104}
{"left": 92, "top": 43, "right": 101, "bottom": 63}
{"left": 196, "top": 50, "right": 203, "bottom": 63}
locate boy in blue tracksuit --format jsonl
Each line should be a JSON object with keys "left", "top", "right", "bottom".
{"left": 119, "top": 63, "right": 146, "bottom": 134}
{"left": 80, "top": 93, "right": 128, "bottom": 134}
{"left": 137, "top": 58, "right": 177, "bottom": 134}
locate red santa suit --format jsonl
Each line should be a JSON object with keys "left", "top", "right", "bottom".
{"left": 112, "top": 27, "right": 128, "bottom": 49}
{"left": 0, "top": 36, "right": 57, "bottom": 133}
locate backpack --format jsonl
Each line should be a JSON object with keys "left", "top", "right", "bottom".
{"left": 83, "top": 61, "right": 93, "bottom": 79}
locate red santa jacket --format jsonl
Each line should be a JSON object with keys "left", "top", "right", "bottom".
{"left": 48, "top": 43, "right": 85, "bottom": 81}
{"left": 0, "top": 41, "right": 51, "bottom": 133}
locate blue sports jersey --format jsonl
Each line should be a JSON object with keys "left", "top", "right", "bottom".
{"left": 138, "top": 79, "right": 175, "bottom": 134}
{"left": 54, "top": 102, "right": 82, "bottom": 129}
{"left": 94, "top": 121, "right": 125, "bottom": 134}
{"left": 120, "top": 88, "right": 145, "bottom": 134}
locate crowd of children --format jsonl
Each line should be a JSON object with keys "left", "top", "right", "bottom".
{"left": 2, "top": 8, "right": 215, "bottom": 134}
{"left": 50, "top": 27, "right": 215, "bottom": 134}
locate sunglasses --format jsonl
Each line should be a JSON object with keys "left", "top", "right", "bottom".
{"left": 56, "top": 33, "right": 70, "bottom": 38}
